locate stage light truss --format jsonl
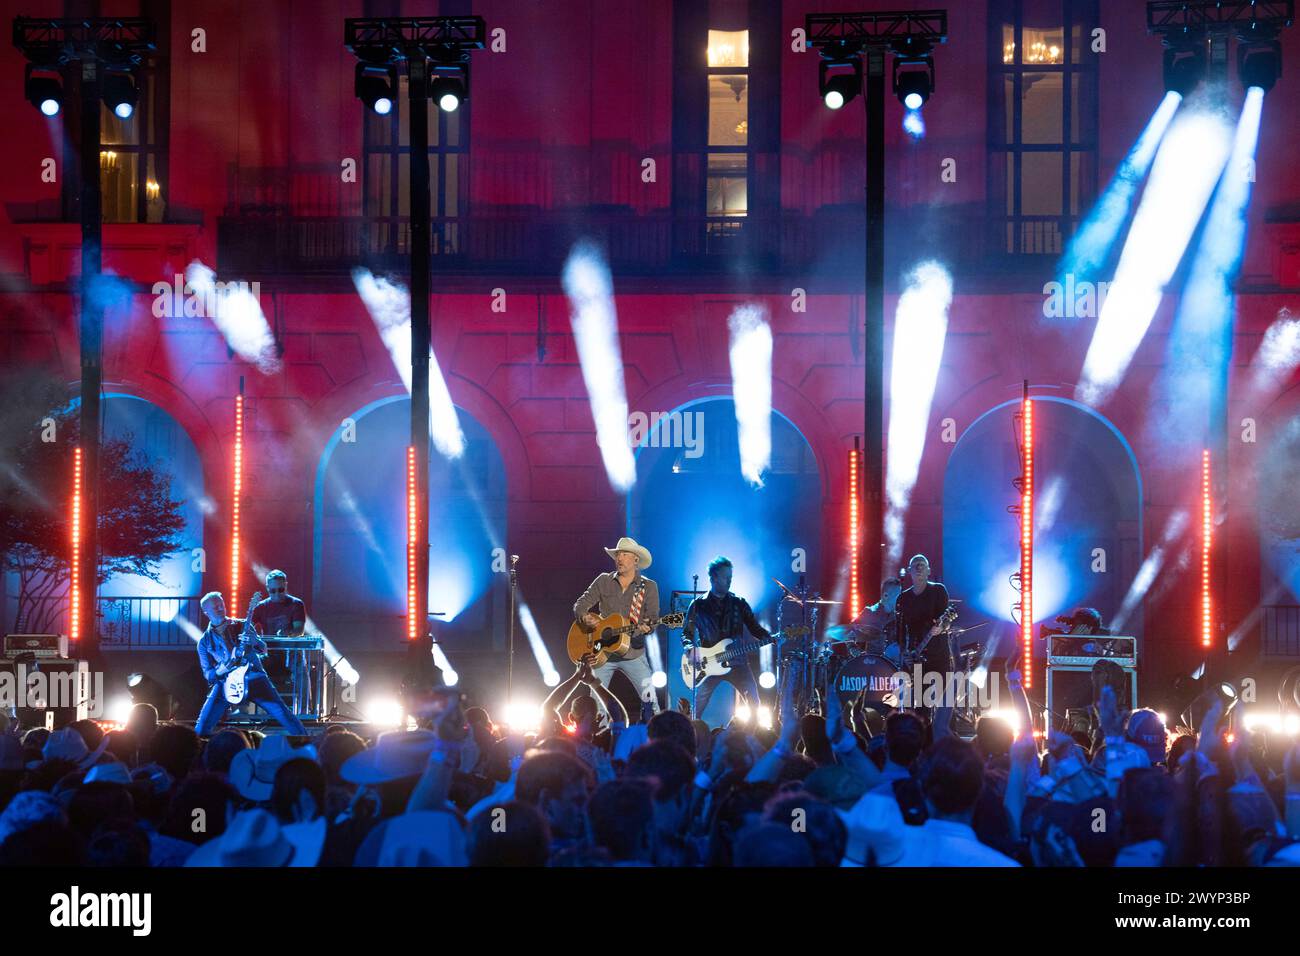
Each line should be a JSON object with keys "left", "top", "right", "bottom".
{"left": 805, "top": 10, "right": 948, "bottom": 50}
{"left": 70, "top": 446, "right": 82, "bottom": 644}
{"left": 344, "top": 16, "right": 486, "bottom": 64}
{"left": 1202, "top": 449, "right": 1213, "bottom": 650}
{"left": 1146, "top": 1, "right": 1294, "bottom": 35}
{"left": 12, "top": 17, "right": 157, "bottom": 67}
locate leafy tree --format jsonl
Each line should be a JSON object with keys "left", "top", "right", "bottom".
{"left": 0, "top": 370, "right": 185, "bottom": 636}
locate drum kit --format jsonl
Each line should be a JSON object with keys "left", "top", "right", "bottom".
{"left": 772, "top": 577, "right": 987, "bottom": 723}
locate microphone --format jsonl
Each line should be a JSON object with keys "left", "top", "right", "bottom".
{"left": 510, "top": 554, "right": 519, "bottom": 566}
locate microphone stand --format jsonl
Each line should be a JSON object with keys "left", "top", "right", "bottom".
{"left": 691, "top": 574, "right": 699, "bottom": 720}
{"left": 507, "top": 554, "right": 519, "bottom": 705}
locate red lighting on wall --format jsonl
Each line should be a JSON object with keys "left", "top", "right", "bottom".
{"left": 407, "top": 445, "right": 418, "bottom": 642}
{"left": 70, "top": 446, "right": 82, "bottom": 643}
{"left": 1020, "top": 397, "right": 1034, "bottom": 689}
{"left": 231, "top": 393, "right": 244, "bottom": 615}
{"left": 848, "top": 438, "right": 861, "bottom": 620}
{"left": 1201, "top": 449, "right": 1212, "bottom": 650}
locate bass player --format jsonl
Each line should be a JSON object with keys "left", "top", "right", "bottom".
{"left": 682, "top": 556, "right": 771, "bottom": 722}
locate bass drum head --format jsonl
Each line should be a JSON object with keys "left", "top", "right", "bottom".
{"left": 833, "top": 654, "right": 907, "bottom": 710}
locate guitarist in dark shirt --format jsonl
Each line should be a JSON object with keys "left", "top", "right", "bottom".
{"left": 895, "top": 554, "right": 955, "bottom": 736}
{"left": 251, "top": 570, "right": 307, "bottom": 636}
{"left": 682, "top": 556, "right": 771, "bottom": 721}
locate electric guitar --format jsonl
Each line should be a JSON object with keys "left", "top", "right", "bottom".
{"left": 904, "top": 603, "right": 959, "bottom": 664}
{"left": 681, "top": 626, "right": 810, "bottom": 689}
{"left": 222, "top": 591, "right": 264, "bottom": 705}
{"left": 567, "top": 612, "right": 686, "bottom": 667}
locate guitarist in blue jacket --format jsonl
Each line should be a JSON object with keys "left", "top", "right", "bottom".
{"left": 195, "top": 590, "right": 308, "bottom": 737}
{"left": 682, "top": 556, "right": 771, "bottom": 722}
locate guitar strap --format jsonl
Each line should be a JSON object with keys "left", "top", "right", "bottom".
{"left": 628, "top": 579, "right": 646, "bottom": 626}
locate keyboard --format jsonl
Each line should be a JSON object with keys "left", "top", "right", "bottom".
{"left": 263, "top": 636, "right": 324, "bottom": 651}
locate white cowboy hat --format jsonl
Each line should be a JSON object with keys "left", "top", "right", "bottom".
{"left": 340, "top": 730, "right": 438, "bottom": 786}
{"left": 185, "top": 808, "right": 326, "bottom": 867}
{"left": 604, "top": 536, "right": 652, "bottom": 570}
{"left": 228, "top": 735, "right": 318, "bottom": 802}
{"left": 375, "top": 811, "right": 468, "bottom": 867}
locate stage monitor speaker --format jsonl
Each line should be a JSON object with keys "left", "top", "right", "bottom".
{"left": 0, "top": 658, "right": 93, "bottom": 728}
{"left": 1046, "top": 664, "right": 1137, "bottom": 730}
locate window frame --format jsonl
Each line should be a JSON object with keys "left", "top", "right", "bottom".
{"left": 990, "top": 0, "right": 1099, "bottom": 256}
{"left": 361, "top": 74, "right": 470, "bottom": 259}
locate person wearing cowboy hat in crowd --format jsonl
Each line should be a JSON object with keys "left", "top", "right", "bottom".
{"left": 573, "top": 536, "right": 662, "bottom": 714}
{"left": 228, "top": 735, "right": 319, "bottom": 806}
{"left": 185, "top": 807, "right": 326, "bottom": 867}
{"left": 27, "top": 726, "right": 113, "bottom": 773}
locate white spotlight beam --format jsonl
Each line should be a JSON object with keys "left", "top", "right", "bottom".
{"left": 1076, "top": 103, "right": 1234, "bottom": 407}
{"left": 727, "top": 304, "right": 773, "bottom": 488}
{"left": 884, "top": 261, "right": 952, "bottom": 569}
{"left": 185, "top": 260, "right": 281, "bottom": 374}
{"left": 1159, "top": 88, "right": 1264, "bottom": 437}
{"left": 1059, "top": 93, "right": 1182, "bottom": 283}
{"left": 1246, "top": 308, "right": 1300, "bottom": 402}
{"left": 1112, "top": 510, "right": 1188, "bottom": 632}
{"left": 562, "top": 242, "right": 637, "bottom": 493}
{"left": 352, "top": 268, "right": 465, "bottom": 459}
{"left": 517, "top": 602, "right": 561, "bottom": 686}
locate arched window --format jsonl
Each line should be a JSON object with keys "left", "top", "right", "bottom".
{"left": 943, "top": 397, "right": 1141, "bottom": 657}
{"left": 100, "top": 394, "right": 205, "bottom": 601}
{"left": 313, "top": 398, "right": 506, "bottom": 652}
{"left": 626, "top": 398, "right": 820, "bottom": 723}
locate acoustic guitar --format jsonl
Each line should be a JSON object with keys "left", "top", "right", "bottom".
{"left": 567, "top": 611, "right": 686, "bottom": 667}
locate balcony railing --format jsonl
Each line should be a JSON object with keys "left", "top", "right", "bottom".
{"left": 14, "top": 596, "right": 204, "bottom": 650}
{"left": 217, "top": 210, "right": 827, "bottom": 276}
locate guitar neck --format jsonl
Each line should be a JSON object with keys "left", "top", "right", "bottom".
{"left": 718, "top": 634, "right": 773, "bottom": 659}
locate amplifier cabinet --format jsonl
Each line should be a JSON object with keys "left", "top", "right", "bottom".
{"left": 0, "top": 658, "right": 95, "bottom": 727}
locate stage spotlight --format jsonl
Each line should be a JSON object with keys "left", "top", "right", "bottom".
{"left": 758, "top": 670, "right": 776, "bottom": 690}
{"left": 822, "top": 72, "right": 859, "bottom": 110}
{"left": 1163, "top": 43, "right": 1206, "bottom": 96}
{"left": 108, "top": 696, "right": 134, "bottom": 725}
{"left": 1237, "top": 38, "right": 1281, "bottom": 92}
{"left": 756, "top": 706, "right": 773, "bottom": 730}
{"left": 651, "top": 670, "right": 667, "bottom": 689}
{"left": 895, "top": 71, "right": 931, "bottom": 111}
{"left": 431, "top": 75, "right": 465, "bottom": 113}
{"left": 355, "top": 63, "right": 395, "bottom": 115}
{"left": 126, "top": 672, "right": 175, "bottom": 719}
{"left": 24, "top": 65, "right": 62, "bottom": 116}
{"left": 366, "top": 696, "right": 405, "bottom": 727}
{"left": 734, "top": 701, "right": 753, "bottom": 724}
{"left": 504, "top": 700, "right": 543, "bottom": 733}
{"left": 102, "top": 72, "right": 138, "bottom": 120}
{"left": 892, "top": 36, "right": 934, "bottom": 110}
{"left": 984, "top": 708, "right": 1022, "bottom": 733}
{"left": 819, "top": 50, "right": 861, "bottom": 110}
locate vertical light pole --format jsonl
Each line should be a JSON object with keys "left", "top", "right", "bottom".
{"left": 806, "top": 11, "right": 947, "bottom": 596}
{"left": 13, "top": 18, "right": 156, "bottom": 654}
{"left": 345, "top": 17, "right": 485, "bottom": 644}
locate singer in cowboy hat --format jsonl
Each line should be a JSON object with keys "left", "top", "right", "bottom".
{"left": 572, "top": 536, "right": 661, "bottom": 714}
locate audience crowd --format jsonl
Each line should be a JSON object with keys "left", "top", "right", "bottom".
{"left": 2, "top": 657, "right": 1298, "bottom": 867}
